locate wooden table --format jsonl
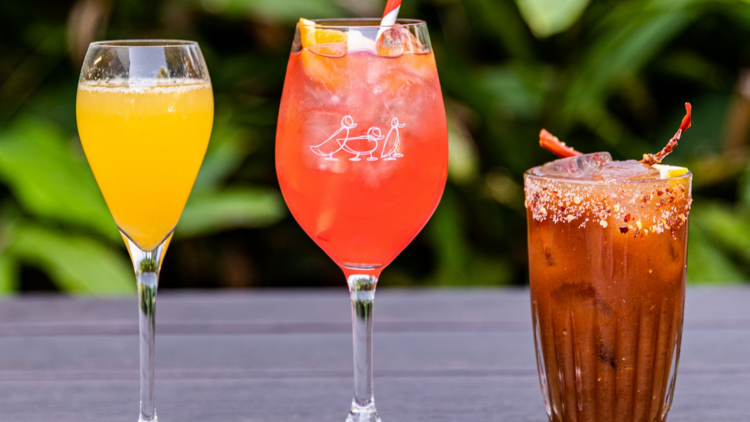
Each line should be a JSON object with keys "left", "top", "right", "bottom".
{"left": 0, "top": 287, "right": 747, "bottom": 421}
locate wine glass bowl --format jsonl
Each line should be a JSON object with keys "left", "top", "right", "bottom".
{"left": 276, "top": 19, "right": 448, "bottom": 278}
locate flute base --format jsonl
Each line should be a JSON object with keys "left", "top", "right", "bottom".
{"left": 346, "top": 401, "right": 381, "bottom": 422}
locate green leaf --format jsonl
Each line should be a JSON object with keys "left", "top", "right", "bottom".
{"left": 477, "top": 62, "right": 554, "bottom": 120}
{"left": 685, "top": 202, "right": 750, "bottom": 284}
{"left": 738, "top": 169, "right": 750, "bottom": 208}
{"left": 691, "top": 202, "right": 750, "bottom": 263}
{"left": 447, "top": 111, "right": 479, "bottom": 185}
{"left": 193, "top": 120, "right": 256, "bottom": 193}
{"left": 485, "top": 169, "right": 524, "bottom": 209}
{"left": 0, "top": 253, "right": 18, "bottom": 294}
{"left": 0, "top": 117, "right": 118, "bottom": 241}
{"left": 464, "top": 0, "right": 535, "bottom": 59}
{"left": 687, "top": 223, "right": 746, "bottom": 284}
{"left": 427, "top": 190, "right": 512, "bottom": 286}
{"left": 427, "top": 190, "right": 469, "bottom": 283}
{"left": 466, "top": 255, "right": 512, "bottom": 286}
{"left": 177, "top": 187, "right": 286, "bottom": 237}
{"left": 514, "top": 0, "right": 591, "bottom": 38}
{"left": 199, "top": 0, "right": 345, "bottom": 21}
{"left": 7, "top": 224, "right": 134, "bottom": 294}
{"left": 560, "top": 6, "right": 696, "bottom": 134}
{"left": 723, "top": 1, "right": 750, "bottom": 30}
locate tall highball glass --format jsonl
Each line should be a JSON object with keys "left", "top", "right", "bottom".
{"left": 76, "top": 40, "right": 213, "bottom": 421}
{"left": 276, "top": 19, "right": 448, "bottom": 421}
{"left": 525, "top": 158, "right": 691, "bottom": 422}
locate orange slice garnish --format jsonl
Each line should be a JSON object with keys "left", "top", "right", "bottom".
{"left": 300, "top": 49, "right": 348, "bottom": 92}
{"left": 298, "top": 18, "right": 348, "bottom": 91}
{"left": 299, "top": 18, "right": 347, "bottom": 49}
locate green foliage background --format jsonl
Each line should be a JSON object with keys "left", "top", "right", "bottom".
{"left": 1, "top": 0, "right": 749, "bottom": 293}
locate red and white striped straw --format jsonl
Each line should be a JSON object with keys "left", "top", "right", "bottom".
{"left": 380, "top": 0, "right": 401, "bottom": 27}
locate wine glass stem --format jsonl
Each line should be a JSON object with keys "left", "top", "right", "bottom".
{"left": 138, "top": 271, "right": 158, "bottom": 422}
{"left": 348, "top": 274, "right": 381, "bottom": 422}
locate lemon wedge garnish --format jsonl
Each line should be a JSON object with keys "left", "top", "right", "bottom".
{"left": 652, "top": 164, "right": 688, "bottom": 179}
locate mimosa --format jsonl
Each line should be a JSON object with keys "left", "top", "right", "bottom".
{"left": 77, "top": 82, "right": 213, "bottom": 251}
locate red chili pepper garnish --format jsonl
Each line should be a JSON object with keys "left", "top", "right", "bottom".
{"left": 539, "top": 129, "right": 582, "bottom": 158}
{"left": 641, "top": 103, "right": 691, "bottom": 165}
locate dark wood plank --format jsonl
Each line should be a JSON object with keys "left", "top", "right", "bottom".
{"left": 0, "top": 287, "right": 747, "bottom": 326}
{"left": 1, "top": 373, "right": 748, "bottom": 422}
{"left": 0, "top": 287, "right": 746, "bottom": 421}
{"left": 0, "top": 331, "right": 537, "bottom": 372}
{"left": 0, "top": 326, "right": 747, "bottom": 374}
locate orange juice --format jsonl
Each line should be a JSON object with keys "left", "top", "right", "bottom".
{"left": 77, "top": 82, "right": 213, "bottom": 251}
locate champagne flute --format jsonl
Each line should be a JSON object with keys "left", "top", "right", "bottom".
{"left": 76, "top": 40, "right": 213, "bottom": 422}
{"left": 276, "top": 19, "right": 448, "bottom": 421}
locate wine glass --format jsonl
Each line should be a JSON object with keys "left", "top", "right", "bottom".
{"left": 76, "top": 40, "right": 213, "bottom": 422}
{"left": 276, "top": 19, "right": 448, "bottom": 421}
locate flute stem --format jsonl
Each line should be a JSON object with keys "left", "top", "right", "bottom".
{"left": 138, "top": 271, "right": 158, "bottom": 422}
{"left": 123, "top": 234, "right": 168, "bottom": 422}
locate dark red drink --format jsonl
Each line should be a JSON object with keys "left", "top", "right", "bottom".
{"left": 525, "top": 155, "right": 691, "bottom": 422}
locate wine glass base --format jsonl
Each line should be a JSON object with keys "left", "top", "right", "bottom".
{"left": 346, "top": 402, "right": 381, "bottom": 422}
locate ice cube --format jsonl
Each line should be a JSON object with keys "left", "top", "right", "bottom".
{"left": 536, "top": 152, "right": 612, "bottom": 179}
{"left": 594, "top": 160, "right": 660, "bottom": 181}
{"left": 375, "top": 25, "right": 424, "bottom": 57}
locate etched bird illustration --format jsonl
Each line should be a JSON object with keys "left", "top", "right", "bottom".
{"left": 380, "top": 117, "right": 406, "bottom": 160}
{"left": 310, "top": 115, "right": 357, "bottom": 161}
{"left": 341, "top": 127, "right": 384, "bottom": 161}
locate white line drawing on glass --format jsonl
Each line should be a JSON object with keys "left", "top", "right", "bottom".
{"left": 310, "top": 116, "right": 357, "bottom": 161}
{"left": 380, "top": 117, "right": 406, "bottom": 161}
{"left": 310, "top": 116, "right": 406, "bottom": 162}
{"left": 341, "top": 127, "right": 384, "bottom": 161}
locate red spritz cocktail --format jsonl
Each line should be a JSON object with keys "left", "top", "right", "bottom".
{"left": 277, "top": 22, "right": 447, "bottom": 273}
{"left": 276, "top": 19, "right": 448, "bottom": 422}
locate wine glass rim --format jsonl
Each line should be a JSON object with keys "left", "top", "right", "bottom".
{"left": 89, "top": 39, "right": 199, "bottom": 47}
{"left": 301, "top": 18, "right": 426, "bottom": 29}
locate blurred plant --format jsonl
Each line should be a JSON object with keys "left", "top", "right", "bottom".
{"left": 515, "top": 0, "right": 591, "bottom": 38}
{"left": 0, "top": 109, "right": 284, "bottom": 293}
{"left": 0, "top": 0, "right": 286, "bottom": 294}
{"left": 2, "top": 0, "right": 750, "bottom": 292}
